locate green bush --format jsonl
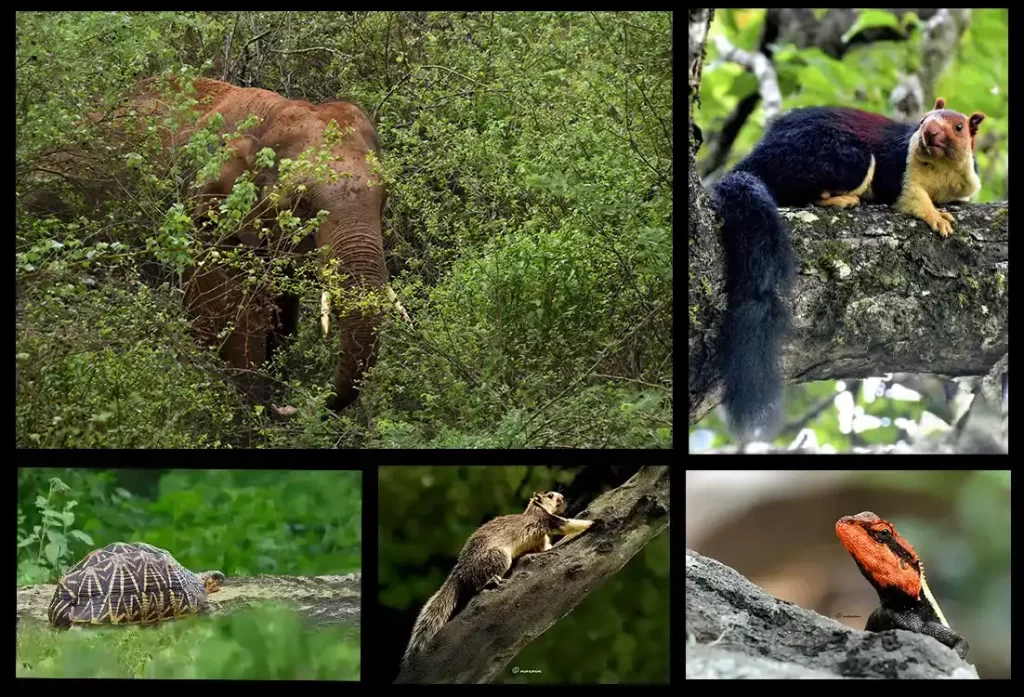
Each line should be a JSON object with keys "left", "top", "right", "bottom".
{"left": 364, "top": 224, "right": 672, "bottom": 447}
{"left": 16, "top": 275, "right": 244, "bottom": 448}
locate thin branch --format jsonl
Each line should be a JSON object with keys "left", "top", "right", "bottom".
{"left": 372, "top": 70, "right": 414, "bottom": 120}
{"left": 267, "top": 45, "right": 341, "bottom": 56}
{"left": 225, "top": 27, "right": 275, "bottom": 80}
{"left": 712, "top": 35, "right": 782, "bottom": 125}
{"left": 593, "top": 373, "right": 672, "bottom": 392}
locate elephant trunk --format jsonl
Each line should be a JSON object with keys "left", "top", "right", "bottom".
{"left": 317, "top": 212, "right": 388, "bottom": 411}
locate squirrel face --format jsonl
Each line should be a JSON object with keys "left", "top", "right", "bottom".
{"left": 530, "top": 491, "right": 566, "bottom": 515}
{"left": 915, "top": 98, "right": 985, "bottom": 162}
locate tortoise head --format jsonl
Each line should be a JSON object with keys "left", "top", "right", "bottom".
{"left": 200, "top": 570, "right": 226, "bottom": 594}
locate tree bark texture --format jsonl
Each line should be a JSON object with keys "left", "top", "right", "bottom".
{"left": 688, "top": 200, "right": 1008, "bottom": 427}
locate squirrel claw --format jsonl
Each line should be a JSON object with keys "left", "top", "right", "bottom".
{"left": 934, "top": 218, "right": 954, "bottom": 237}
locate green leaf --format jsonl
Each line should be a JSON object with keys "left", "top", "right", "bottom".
{"left": 69, "top": 530, "right": 95, "bottom": 547}
{"left": 44, "top": 541, "right": 62, "bottom": 566}
{"left": 91, "top": 411, "right": 115, "bottom": 424}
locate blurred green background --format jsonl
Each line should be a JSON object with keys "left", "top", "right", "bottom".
{"left": 698, "top": 9, "right": 1007, "bottom": 202}
{"left": 378, "top": 465, "right": 670, "bottom": 684}
{"left": 16, "top": 468, "right": 361, "bottom": 679}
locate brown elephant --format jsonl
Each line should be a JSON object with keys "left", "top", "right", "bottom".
{"left": 88, "top": 77, "right": 392, "bottom": 411}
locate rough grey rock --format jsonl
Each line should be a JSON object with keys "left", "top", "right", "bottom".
{"left": 685, "top": 549, "right": 978, "bottom": 679}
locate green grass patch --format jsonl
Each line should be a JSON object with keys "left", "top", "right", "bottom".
{"left": 16, "top": 605, "right": 359, "bottom": 679}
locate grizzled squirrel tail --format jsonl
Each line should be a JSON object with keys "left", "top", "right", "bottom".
{"left": 709, "top": 169, "right": 795, "bottom": 442}
{"left": 400, "top": 575, "right": 459, "bottom": 671}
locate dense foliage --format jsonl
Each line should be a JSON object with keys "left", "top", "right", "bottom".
{"left": 378, "top": 466, "right": 669, "bottom": 683}
{"left": 16, "top": 11, "right": 673, "bottom": 448}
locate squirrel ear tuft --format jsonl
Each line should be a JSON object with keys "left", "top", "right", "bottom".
{"left": 934, "top": 98, "right": 946, "bottom": 110}
{"left": 969, "top": 112, "right": 986, "bottom": 136}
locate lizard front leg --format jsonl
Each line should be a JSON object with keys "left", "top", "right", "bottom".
{"left": 867, "top": 606, "right": 970, "bottom": 659}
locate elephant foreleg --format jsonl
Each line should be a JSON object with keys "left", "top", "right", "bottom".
{"left": 183, "top": 266, "right": 272, "bottom": 402}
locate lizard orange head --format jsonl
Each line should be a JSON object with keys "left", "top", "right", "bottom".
{"left": 836, "top": 511, "right": 922, "bottom": 599}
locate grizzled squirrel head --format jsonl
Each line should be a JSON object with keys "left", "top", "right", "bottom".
{"left": 528, "top": 490, "right": 566, "bottom": 516}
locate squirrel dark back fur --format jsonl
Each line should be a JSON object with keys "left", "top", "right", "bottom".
{"left": 710, "top": 99, "right": 983, "bottom": 443}
{"left": 710, "top": 106, "right": 916, "bottom": 441}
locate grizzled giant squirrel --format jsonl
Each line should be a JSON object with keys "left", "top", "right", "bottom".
{"left": 399, "top": 491, "right": 594, "bottom": 673}
{"left": 709, "top": 98, "right": 985, "bottom": 442}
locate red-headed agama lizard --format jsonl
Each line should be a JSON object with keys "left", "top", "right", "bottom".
{"left": 836, "top": 511, "right": 969, "bottom": 659}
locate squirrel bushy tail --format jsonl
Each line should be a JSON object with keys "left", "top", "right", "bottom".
{"left": 709, "top": 169, "right": 795, "bottom": 442}
{"left": 401, "top": 575, "right": 459, "bottom": 669}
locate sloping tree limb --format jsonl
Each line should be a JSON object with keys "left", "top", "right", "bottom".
{"left": 394, "top": 465, "right": 670, "bottom": 684}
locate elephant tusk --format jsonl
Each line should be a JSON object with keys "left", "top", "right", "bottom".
{"left": 320, "top": 291, "right": 330, "bottom": 337}
{"left": 386, "top": 284, "right": 411, "bottom": 324}
{"left": 271, "top": 403, "right": 299, "bottom": 419}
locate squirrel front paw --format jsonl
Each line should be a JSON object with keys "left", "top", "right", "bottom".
{"left": 922, "top": 210, "right": 955, "bottom": 237}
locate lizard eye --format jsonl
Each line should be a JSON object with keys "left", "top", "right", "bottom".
{"left": 876, "top": 528, "right": 892, "bottom": 541}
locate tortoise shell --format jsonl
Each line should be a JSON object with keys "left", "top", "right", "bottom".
{"left": 47, "top": 542, "right": 225, "bottom": 628}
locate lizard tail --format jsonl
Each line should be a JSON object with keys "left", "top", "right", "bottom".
{"left": 400, "top": 575, "right": 459, "bottom": 670}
